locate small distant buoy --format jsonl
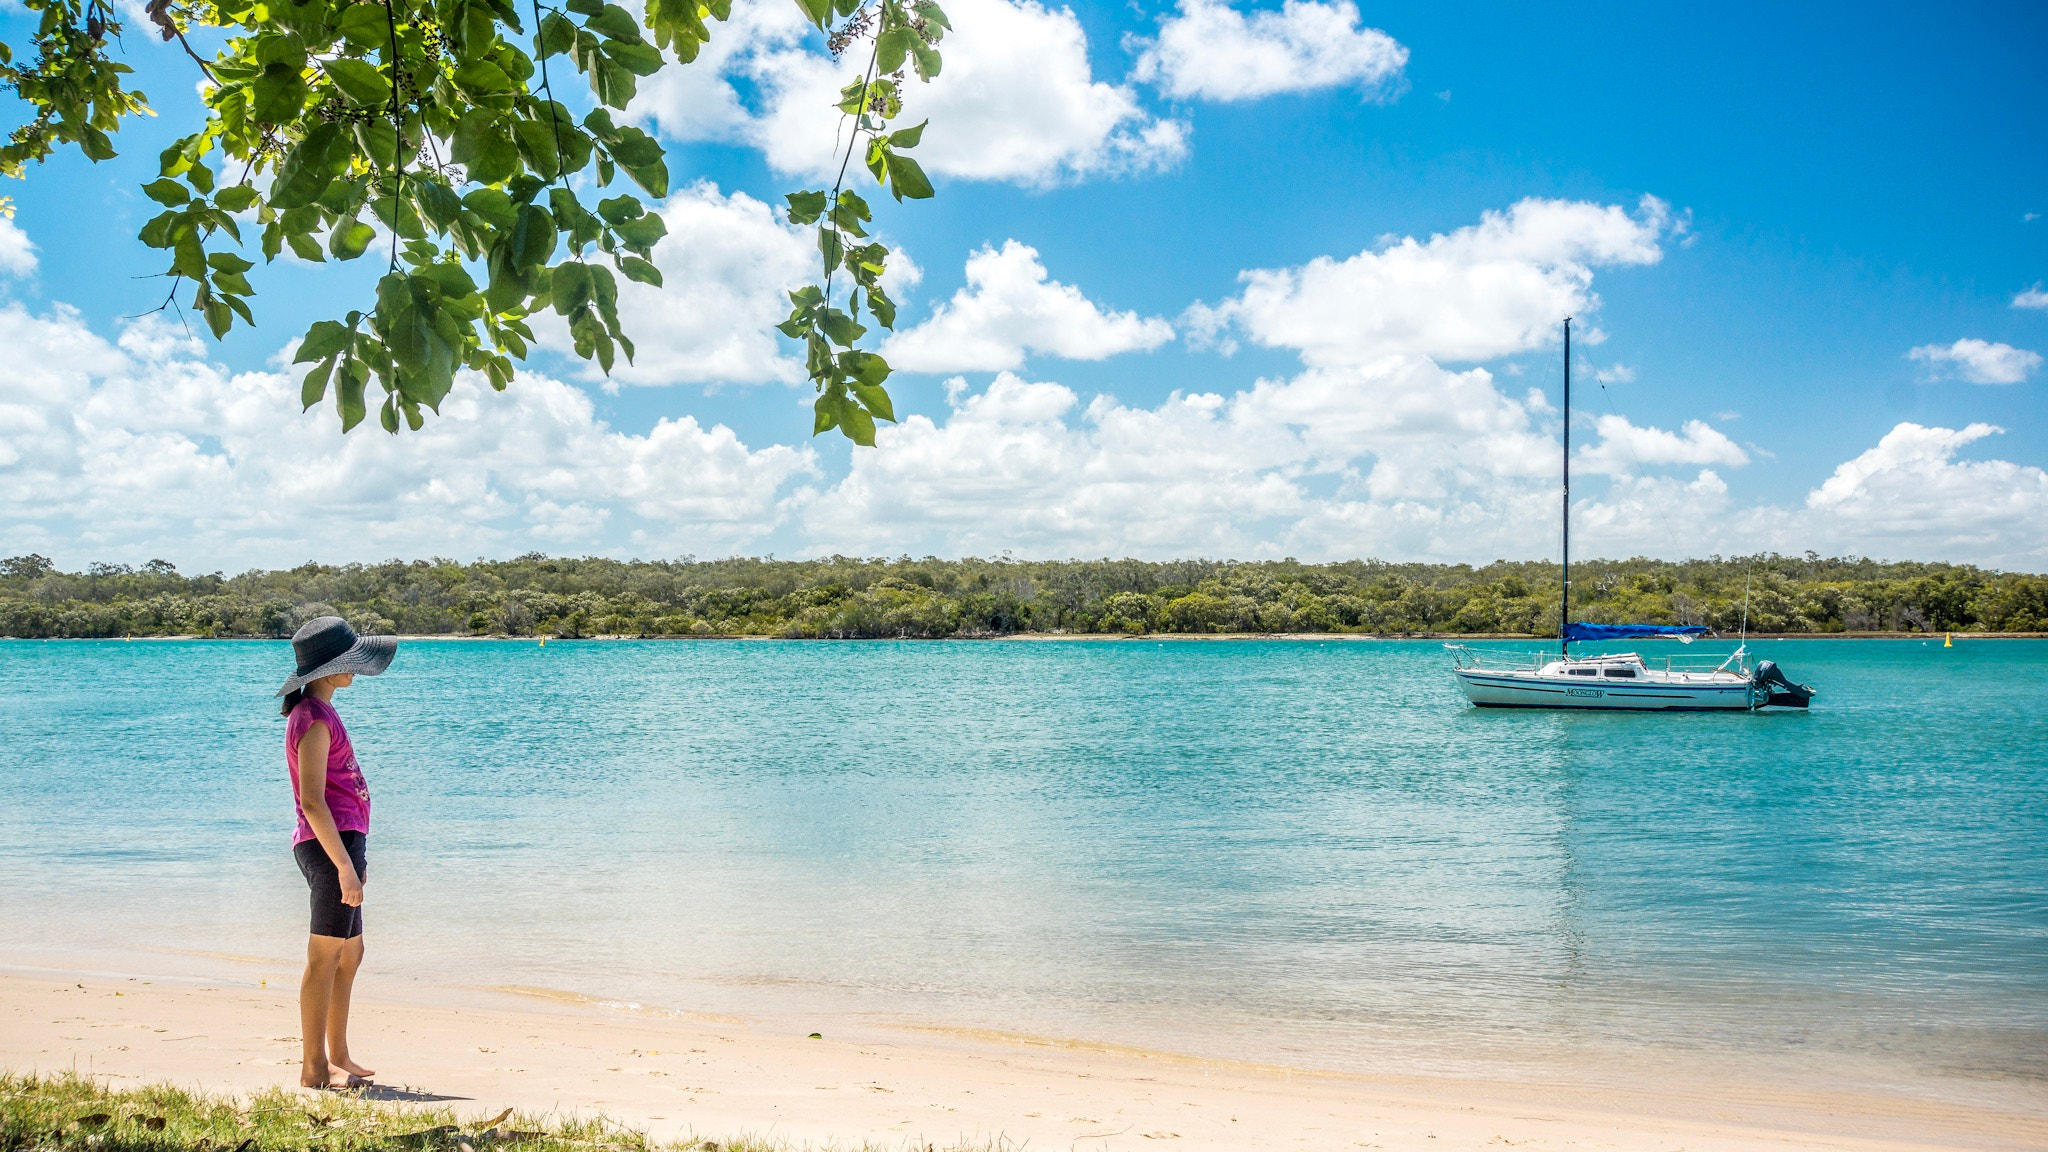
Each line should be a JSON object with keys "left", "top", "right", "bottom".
{"left": 1944, "top": 633, "right": 1953, "bottom": 648}
{"left": 539, "top": 637, "right": 547, "bottom": 647}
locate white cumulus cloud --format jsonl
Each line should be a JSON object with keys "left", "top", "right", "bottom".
{"left": 1576, "top": 414, "right": 1747, "bottom": 476}
{"left": 0, "top": 215, "right": 36, "bottom": 276}
{"left": 633, "top": 0, "right": 1184, "bottom": 186}
{"left": 1907, "top": 338, "right": 2041, "bottom": 385}
{"left": 2012, "top": 284, "right": 2048, "bottom": 310}
{"left": 0, "top": 304, "right": 815, "bottom": 569}
{"left": 1797, "top": 422, "right": 2048, "bottom": 563}
{"left": 1193, "top": 196, "right": 1672, "bottom": 367}
{"left": 881, "top": 241, "right": 1175, "bottom": 373}
{"left": 1131, "top": 0, "right": 1408, "bottom": 102}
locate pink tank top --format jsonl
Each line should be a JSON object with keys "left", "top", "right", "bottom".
{"left": 286, "top": 696, "right": 372, "bottom": 844}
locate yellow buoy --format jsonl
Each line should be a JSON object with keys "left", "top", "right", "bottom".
{"left": 539, "top": 637, "right": 547, "bottom": 647}
{"left": 1944, "top": 632, "right": 1953, "bottom": 648}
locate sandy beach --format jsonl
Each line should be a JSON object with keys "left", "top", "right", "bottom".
{"left": 4, "top": 966, "right": 2042, "bottom": 1152}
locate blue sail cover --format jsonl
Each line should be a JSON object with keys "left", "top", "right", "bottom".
{"left": 1565, "top": 622, "right": 1710, "bottom": 642}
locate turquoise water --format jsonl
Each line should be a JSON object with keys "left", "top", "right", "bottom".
{"left": 2, "top": 637, "right": 2045, "bottom": 1098}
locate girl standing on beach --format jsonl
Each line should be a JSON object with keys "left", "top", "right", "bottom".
{"left": 278, "top": 616, "right": 397, "bottom": 1090}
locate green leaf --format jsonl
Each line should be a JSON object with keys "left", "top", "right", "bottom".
{"left": 380, "top": 394, "right": 400, "bottom": 433}
{"left": 841, "top": 397, "right": 877, "bottom": 445}
{"left": 354, "top": 119, "right": 399, "bottom": 170}
{"left": 453, "top": 59, "right": 514, "bottom": 95}
{"left": 793, "top": 0, "right": 830, "bottom": 28}
{"left": 818, "top": 307, "right": 865, "bottom": 346}
{"left": 79, "top": 125, "right": 117, "bottom": 162}
{"left": 592, "top": 58, "right": 638, "bottom": 108}
{"left": 565, "top": 0, "right": 604, "bottom": 14}
{"left": 597, "top": 194, "right": 645, "bottom": 225}
{"left": 617, "top": 255, "right": 662, "bottom": 286}
{"left": 208, "top": 252, "right": 256, "bottom": 274}
{"left": 296, "top": 319, "right": 355, "bottom": 363}
{"left": 302, "top": 357, "right": 335, "bottom": 409}
{"left": 513, "top": 118, "right": 562, "bottom": 180}
{"left": 270, "top": 122, "right": 351, "bottom": 210}
{"left": 462, "top": 187, "right": 519, "bottom": 229}
{"left": 418, "top": 261, "right": 478, "bottom": 297}
{"left": 550, "top": 261, "right": 592, "bottom": 315}
{"left": 138, "top": 211, "right": 181, "bottom": 249}
{"left": 324, "top": 58, "right": 392, "bottom": 106}
{"left": 606, "top": 128, "right": 668, "bottom": 196}
{"left": 914, "top": 0, "right": 951, "bottom": 29}
{"left": 511, "top": 203, "right": 558, "bottom": 268}
{"left": 200, "top": 290, "right": 233, "bottom": 338}
{"left": 328, "top": 218, "right": 377, "bottom": 260}
{"left": 867, "top": 283, "right": 897, "bottom": 328}
{"left": 812, "top": 389, "right": 843, "bottom": 435}
{"left": 142, "top": 178, "right": 190, "bottom": 206}
{"left": 841, "top": 348, "right": 891, "bottom": 389}
{"left": 337, "top": 360, "right": 368, "bottom": 431}
{"left": 337, "top": 2, "right": 390, "bottom": 47}
{"left": 586, "top": 4, "right": 643, "bottom": 41}
{"left": 600, "top": 38, "right": 664, "bottom": 76}
{"left": 251, "top": 62, "right": 308, "bottom": 124}
{"left": 817, "top": 226, "right": 844, "bottom": 272}
{"left": 414, "top": 180, "right": 464, "bottom": 230}
{"left": 883, "top": 151, "right": 935, "bottom": 200}
{"left": 612, "top": 213, "right": 665, "bottom": 248}
{"left": 785, "top": 189, "right": 827, "bottom": 224}
{"left": 876, "top": 26, "right": 914, "bottom": 73}
{"left": 451, "top": 110, "right": 519, "bottom": 184}
{"left": 171, "top": 229, "right": 208, "bottom": 280}
{"left": 214, "top": 185, "right": 260, "bottom": 212}
{"left": 538, "top": 11, "right": 578, "bottom": 55}
{"left": 889, "top": 119, "right": 927, "bottom": 149}
{"left": 851, "top": 380, "right": 895, "bottom": 424}
{"left": 286, "top": 230, "right": 327, "bottom": 262}
{"left": 911, "top": 42, "right": 941, "bottom": 81}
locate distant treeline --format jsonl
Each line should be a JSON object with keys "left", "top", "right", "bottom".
{"left": 4, "top": 552, "right": 2045, "bottom": 639}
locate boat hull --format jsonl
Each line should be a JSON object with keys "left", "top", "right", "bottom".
{"left": 1453, "top": 668, "right": 1758, "bottom": 711}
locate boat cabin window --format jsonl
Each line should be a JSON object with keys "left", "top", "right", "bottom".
{"left": 1568, "top": 668, "right": 1599, "bottom": 676}
{"left": 1603, "top": 668, "right": 1637, "bottom": 679}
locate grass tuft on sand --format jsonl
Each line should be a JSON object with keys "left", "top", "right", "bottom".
{"left": 0, "top": 1073, "right": 984, "bottom": 1152}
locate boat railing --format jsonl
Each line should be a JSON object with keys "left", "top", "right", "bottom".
{"left": 1447, "top": 643, "right": 1752, "bottom": 677}
{"left": 1443, "top": 644, "right": 1550, "bottom": 672}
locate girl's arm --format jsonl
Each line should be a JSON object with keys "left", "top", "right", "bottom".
{"left": 297, "top": 721, "right": 364, "bottom": 907}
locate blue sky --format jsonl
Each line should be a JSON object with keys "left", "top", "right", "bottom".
{"left": 1, "top": 0, "right": 2043, "bottom": 570}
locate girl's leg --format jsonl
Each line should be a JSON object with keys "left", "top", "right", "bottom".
{"left": 299, "top": 934, "right": 345, "bottom": 1087}
{"left": 326, "top": 935, "right": 375, "bottom": 1078}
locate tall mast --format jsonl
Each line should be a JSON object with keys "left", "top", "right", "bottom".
{"left": 1561, "top": 317, "right": 1571, "bottom": 655}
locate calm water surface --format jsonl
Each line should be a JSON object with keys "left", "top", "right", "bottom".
{"left": 2, "top": 638, "right": 2044, "bottom": 1099}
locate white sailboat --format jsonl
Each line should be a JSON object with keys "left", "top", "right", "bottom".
{"left": 1446, "top": 320, "right": 1815, "bottom": 712}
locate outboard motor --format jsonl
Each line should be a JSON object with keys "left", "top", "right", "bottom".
{"left": 1751, "top": 660, "right": 1816, "bottom": 709}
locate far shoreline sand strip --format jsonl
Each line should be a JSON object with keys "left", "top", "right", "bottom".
{"left": 3, "top": 969, "right": 2041, "bottom": 1152}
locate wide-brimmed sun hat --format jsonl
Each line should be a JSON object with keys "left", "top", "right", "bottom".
{"left": 277, "top": 616, "right": 397, "bottom": 696}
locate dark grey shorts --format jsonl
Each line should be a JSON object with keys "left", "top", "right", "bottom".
{"left": 294, "top": 830, "right": 367, "bottom": 939}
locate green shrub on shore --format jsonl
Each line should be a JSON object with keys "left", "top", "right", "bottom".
{"left": 2, "top": 552, "right": 2045, "bottom": 640}
{"left": 0, "top": 1073, "right": 719, "bottom": 1152}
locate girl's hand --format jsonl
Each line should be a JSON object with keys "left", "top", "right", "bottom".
{"left": 339, "top": 865, "right": 364, "bottom": 907}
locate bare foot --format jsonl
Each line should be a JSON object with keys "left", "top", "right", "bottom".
{"left": 334, "top": 1056, "right": 376, "bottom": 1080}
{"left": 300, "top": 1060, "right": 333, "bottom": 1089}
